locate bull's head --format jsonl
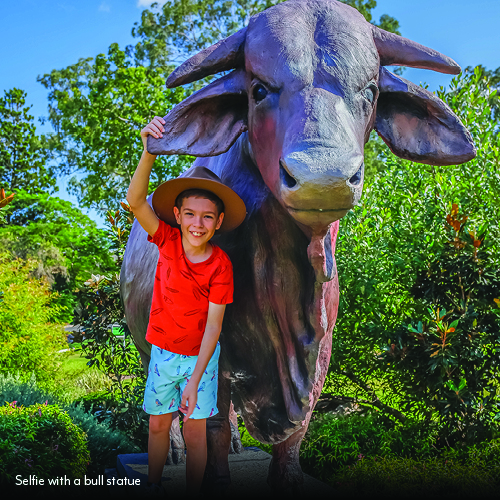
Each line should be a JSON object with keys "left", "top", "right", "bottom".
{"left": 148, "top": 0, "right": 475, "bottom": 234}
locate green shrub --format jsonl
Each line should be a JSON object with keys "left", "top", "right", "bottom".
{"left": 0, "top": 252, "right": 67, "bottom": 386}
{"left": 0, "top": 373, "right": 62, "bottom": 407}
{"left": 0, "top": 402, "right": 89, "bottom": 484}
{"left": 380, "top": 205, "right": 500, "bottom": 441}
{"left": 330, "top": 454, "right": 500, "bottom": 497}
{"left": 0, "top": 373, "right": 141, "bottom": 475}
{"left": 102, "top": 388, "right": 150, "bottom": 452}
{"left": 300, "top": 411, "right": 438, "bottom": 476}
{"left": 468, "top": 437, "right": 500, "bottom": 463}
{"left": 73, "top": 390, "right": 117, "bottom": 418}
{"left": 70, "top": 203, "right": 149, "bottom": 451}
{"left": 301, "top": 411, "right": 500, "bottom": 494}
{"left": 66, "top": 403, "right": 140, "bottom": 474}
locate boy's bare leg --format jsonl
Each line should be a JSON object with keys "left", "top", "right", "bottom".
{"left": 183, "top": 417, "right": 207, "bottom": 495}
{"left": 148, "top": 413, "right": 173, "bottom": 484}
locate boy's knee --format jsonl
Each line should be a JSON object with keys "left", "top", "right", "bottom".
{"left": 149, "top": 414, "right": 172, "bottom": 435}
{"left": 183, "top": 419, "right": 207, "bottom": 448}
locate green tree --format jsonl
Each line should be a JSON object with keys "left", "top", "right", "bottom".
{"left": 342, "top": 0, "right": 400, "bottom": 33}
{"left": 130, "top": 0, "right": 400, "bottom": 68}
{"left": 0, "top": 88, "right": 114, "bottom": 318}
{"left": 38, "top": 44, "right": 191, "bottom": 212}
{"left": 0, "top": 190, "right": 115, "bottom": 322}
{"left": 130, "top": 0, "right": 279, "bottom": 68}
{"left": 464, "top": 65, "right": 500, "bottom": 122}
{"left": 0, "top": 89, "right": 56, "bottom": 202}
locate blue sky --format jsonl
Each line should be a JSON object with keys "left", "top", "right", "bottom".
{"left": 1, "top": 0, "right": 498, "bottom": 227}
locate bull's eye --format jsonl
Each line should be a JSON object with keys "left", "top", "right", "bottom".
{"left": 252, "top": 84, "right": 268, "bottom": 103}
{"left": 362, "top": 83, "right": 378, "bottom": 105}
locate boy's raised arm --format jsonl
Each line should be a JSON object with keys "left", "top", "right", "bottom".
{"left": 126, "top": 116, "right": 166, "bottom": 237}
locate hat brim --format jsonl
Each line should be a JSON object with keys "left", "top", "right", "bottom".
{"left": 152, "top": 177, "right": 247, "bottom": 233}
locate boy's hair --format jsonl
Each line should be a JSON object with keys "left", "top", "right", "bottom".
{"left": 175, "top": 188, "right": 225, "bottom": 216}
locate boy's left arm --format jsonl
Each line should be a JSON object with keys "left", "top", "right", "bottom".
{"left": 179, "top": 302, "right": 226, "bottom": 421}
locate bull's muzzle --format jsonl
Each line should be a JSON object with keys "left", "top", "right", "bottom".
{"left": 278, "top": 150, "right": 364, "bottom": 226}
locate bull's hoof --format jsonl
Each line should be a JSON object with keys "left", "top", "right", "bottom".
{"left": 267, "top": 457, "right": 305, "bottom": 497}
{"left": 202, "top": 472, "right": 231, "bottom": 497}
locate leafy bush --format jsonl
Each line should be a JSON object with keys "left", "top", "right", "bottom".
{"left": 0, "top": 373, "right": 62, "bottom": 406}
{"left": 73, "top": 274, "right": 139, "bottom": 386}
{"left": 0, "top": 373, "right": 141, "bottom": 475}
{"left": 72, "top": 390, "right": 116, "bottom": 417}
{"left": 380, "top": 205, "right": 500, "bottom": 441}
{"left": 330, "top": 453, "right": 500, "bottom": 497}
{"left": 0, "top": 402, "right": 89, "bottom": 484}
{"left": 301, "top": 411, "right": 500, "bottom": 496}
{"left": 72, "top": 272, "right": 149, "bottom": 450}
{"left": 66, "top": 403, "right": 141, "bottom": 474}
{"left": 0, "top": 252, "right": 67, "bottom": 385}
{"left": 300, "top": 411, "right": 438, "bottom": 476}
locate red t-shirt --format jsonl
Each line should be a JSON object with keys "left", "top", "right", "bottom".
{"left": 145, "top": 220, "right": 233, "bottom": 355}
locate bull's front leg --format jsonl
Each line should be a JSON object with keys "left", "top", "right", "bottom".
{"left": 203, "top": 370, "right": 232, "bottom": 494}
{"left": 267, "top": 422, "right": 309, "bottom": 494}
{"left": 267, "top": 323, "right": 334, "bottom": 494}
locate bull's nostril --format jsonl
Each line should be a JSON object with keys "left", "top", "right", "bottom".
{"left": 280, "top": 160, "right": 297, "bottom": 189}
{"left": 348, "top": 164, "right": 363, "bottom": 186}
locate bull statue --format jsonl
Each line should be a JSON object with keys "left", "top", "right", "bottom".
{"left": 121, "top": 0, "right": 475, "bottom": 493}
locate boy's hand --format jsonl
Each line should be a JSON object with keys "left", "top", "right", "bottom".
{"left": 179, "top": 379, "right": 198, "bottom": 423}
{"left": 140, "top": 116, "right": 165, "bottom": 151}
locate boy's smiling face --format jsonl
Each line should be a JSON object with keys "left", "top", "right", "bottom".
{"left": 173, "top": 195, "right": 224, "bottom": 252}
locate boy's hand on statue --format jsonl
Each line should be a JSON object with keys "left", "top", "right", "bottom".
{"left": 140, "top": 116, "right": 165, "bottom": 151}
{"left": 179, "top": 379, "right": 198, "bottom": 423}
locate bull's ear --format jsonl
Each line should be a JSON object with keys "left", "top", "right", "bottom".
{"left": 147, "top": 69, "right": 248, "bottom": 157}
{"left": 374, "top": 68, "right": 476, "bottom": 166}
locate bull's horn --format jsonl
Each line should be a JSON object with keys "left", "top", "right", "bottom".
{"left": 372, "top": 25, "right": 461, "bottom": 75}
{"left": 166, "top": 27, "right": 247, "bottom": 88}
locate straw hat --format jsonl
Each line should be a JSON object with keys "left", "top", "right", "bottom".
{"left": 152, "top": 166, "right": 247, "bottom": 233}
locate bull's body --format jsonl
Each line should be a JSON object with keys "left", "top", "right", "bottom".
{"left": 121, "top": 0, "right": 475, "bottom": 492}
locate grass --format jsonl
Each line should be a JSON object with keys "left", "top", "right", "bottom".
{"left": 59, "top": 349, "right": 94, "bottom": 376}
{"left": 50, "top": 346, "right": 111, "bottom": 401}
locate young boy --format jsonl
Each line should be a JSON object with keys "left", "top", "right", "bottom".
{"left": 126, "top": 116, "right": 246, "bottom": 496}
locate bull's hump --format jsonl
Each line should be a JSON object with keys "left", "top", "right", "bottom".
{"left": 246, "top": 0, "right": 378, "bottom": 91}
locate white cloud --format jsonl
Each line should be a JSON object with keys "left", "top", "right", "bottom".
{"left": 98, "top": 2, "right": 111, "bottom": 12}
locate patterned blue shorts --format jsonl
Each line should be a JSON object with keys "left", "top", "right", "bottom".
{"left": 143, "top": 342, "right": 220, "bottom": 419}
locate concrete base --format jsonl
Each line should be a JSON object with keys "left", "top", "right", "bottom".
{"left": 115, "top": 447, "right": 334, "bottom": 497}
